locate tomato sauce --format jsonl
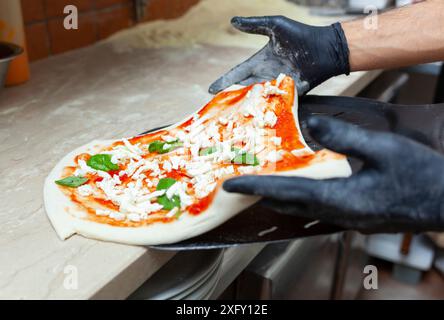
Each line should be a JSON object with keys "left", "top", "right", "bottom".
{"left": 74, "top": 153, "right": 90, "bottom": 164}
{"left": 95, "top": 198, "right": 119, "bottom": 211}
{"left": 128, "top": 129, "right": 169, "bottom": 146}
{"left": 197, "top": 85, "right": 252, "bottom": 118}
{"left": 188, "top": 191, "right": 216, "bottom": 216}
{"left": 166, "top": 169, "right": 187, "bottom": 180}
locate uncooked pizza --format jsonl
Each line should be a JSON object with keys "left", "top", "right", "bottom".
{"left": 44, "top": 74, "right": 351, "bottom": 245}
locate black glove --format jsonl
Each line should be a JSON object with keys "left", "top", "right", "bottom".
{"left": 223, "top": 116, "right": 444, "bottom": 234}
{"left": 209, "top": 16, "right": 350, "bottom": 95}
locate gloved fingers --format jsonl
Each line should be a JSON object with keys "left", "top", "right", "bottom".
{"left": 223, "top": 175, "right": 346, "bottom": 204}
{"left": 247, "top": 47, "right": 291, "bottom": 78}
{"left": 208, "top": 46, "right": 268, "bottom": 94}
{"left": 231, "top": 16, "right": 274, "bottom": 37}
{"left": 208, "top": 56, "right": 263, "bottom": 94}
{"left": 292, "top": 74, "right": 310, "bottom": 95}
{"left": 307, "top": 116, "right": 385, "bottom": 164}
{"left": 238, "top": 76, "right": 270, "bottom": 87}
{"left": 236, "top": 49, "right": 303, "bottom": 88}
{"left": 209, "top": 63, "right": 252, "bottom": 94}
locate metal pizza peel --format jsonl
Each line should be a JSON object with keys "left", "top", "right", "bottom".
{"left": 142, "top": 95, "right": 444, "bottom": 250}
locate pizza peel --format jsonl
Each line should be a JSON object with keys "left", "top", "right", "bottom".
{"left": 144, "top": 95, "right": 444, "bottom": 250}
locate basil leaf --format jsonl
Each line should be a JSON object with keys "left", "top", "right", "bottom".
{"left": 163, "top": 141, "right": 183, "bottom": 153}
{"left": 231, "top": 148, "right": 260, "bottom": 166}
{"left": 149, "top": 140, "right": 183, "bottom": 154}
{"left": 156, "top": 177, "right": 177, "bottom": 190}
{"left": 156, "top": 178, "right": 180, "bottom": 209}
{"left": 55, "top": 176, "right": 89, "bottom": 188}
{"left": 158, "top": 194, "right": 181, "bottom": 210}
{"left": 199, "top": 146, "right": 218, "bottom": 156}
{"left": 87, "top": 154, "right": 119, "bottom": 172}
{"left": 148, "top": 140, "right": 164, "bottom": 153}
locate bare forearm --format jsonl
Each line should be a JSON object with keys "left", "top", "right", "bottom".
{"left": 342, "top": 0, "right": 444, "bottom": 72}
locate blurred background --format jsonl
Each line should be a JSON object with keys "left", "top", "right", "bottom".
{"left": 12, "top": 0, "right": 424, "bottom": 63}
{"left": 20, "top": 0, "right": 199, "bottom": 62}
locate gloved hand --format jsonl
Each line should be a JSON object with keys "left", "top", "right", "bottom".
{"left": 223, "top": 116, "right": 444, "bottom": 233}
{"left": 209, "top": 16, "right": 350, "bottom": 95}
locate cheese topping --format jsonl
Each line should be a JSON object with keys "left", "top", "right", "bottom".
{"left": 58, "top": 75, "right": 321, "bottom": 225}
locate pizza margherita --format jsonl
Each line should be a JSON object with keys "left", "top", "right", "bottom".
{"left": 44, "top": 75, "right": 351, "bottom": 245}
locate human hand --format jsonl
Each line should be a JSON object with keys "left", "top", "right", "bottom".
{"left": 209, "top": 16, "right": 350, "bottom": 95}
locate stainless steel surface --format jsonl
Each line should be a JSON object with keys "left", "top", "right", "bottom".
{"left": 336, "top": 232, "right": 369, "bottom": 299}
{"left": 331, "top": 231, "right": 352, "bottom": 299}
{"left": 435, "top": 250, "right": 444, "bottom": 276}
{"left": 392, "top": 264, "right": 422, "bottom": 285}
{"left": 358, "top": 72, "right": 409, "bottom": 103}
{"left": 402, "top": 62, "right": 444, "bottom": 76}
{"left": 236, "top": 235, "right": 340, "bottom": 299}
{"left": 234, "top": 233, "right": 369, "bottom": 299}
{"left": 183, "top": 267, "right": 222, "bottom": 300}
{"left": 173, "top": 257, "right": 222, "bottom": 300}
{"left": 128, "top": 249, "right": 223, "bottom": 300}
{"left": 0, "top": 41, "right": 23, "bottom": 88}
{"left": 210, "top": 244, "right": 266, "bottom": 299}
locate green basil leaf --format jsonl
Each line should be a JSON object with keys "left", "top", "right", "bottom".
{"left": 158, "top": 194, "right": 181, "bottom": 210}
{"left": 55, "top": 176, "right": 89, "bottom": 188}
{"left": 149, "top": 140, "right": 183, "bottom": 154}
{"left": 148, "top": 140, "right": 164, "bottom": 153}
{"left": 162, "top": 141, "right": 183, "bottom": 153}
{"left": 156, "top": 178, "right": 180, "bottom": 210}
{"left": 87, "top": 154, "right": 119, "bottom": 172}
{"left": 156, "top": 177, "right": 177, "bottom": 190}
{"left": 199, "top": 146, "right": 218, "bottom": 156}
{"left": 231, "top": 148, "right": 260, "bottom": 166}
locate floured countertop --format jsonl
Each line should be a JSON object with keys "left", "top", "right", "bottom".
{"left": 0, "top": 0, "right": 380, "bottom": 299}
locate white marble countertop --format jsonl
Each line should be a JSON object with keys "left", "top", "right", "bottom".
{"left": 0, "top": 34, "right": 381, "bottom": 299}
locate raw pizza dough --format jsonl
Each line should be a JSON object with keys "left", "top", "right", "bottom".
{"left": 107, "top": 0, "right": 326, "bottom": 51}
{"left": 44, "top": 76, "right": 351, "bottom": 245}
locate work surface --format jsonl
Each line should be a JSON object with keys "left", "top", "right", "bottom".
{"left": 0, "top": 40, "right": 380, "bottom": 299}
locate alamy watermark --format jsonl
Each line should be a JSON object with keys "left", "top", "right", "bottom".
{"left": 63, "top": 264, "right": 79, "bottom": 290}
{"left": 64, "top": 5, "right": 78, "bottom": 30}
{"left": 363, "top": 264, "right": 378, "bottom": 290}
{"left": 364, "top": 6, "right": 379, "bottom": 30}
